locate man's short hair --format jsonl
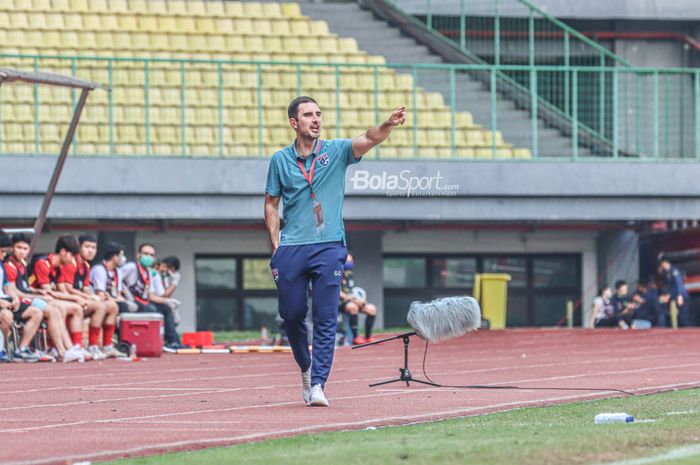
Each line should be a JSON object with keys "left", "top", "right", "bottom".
{"left": 614, "top": 280, "right": 627, "bottom": 290}
{"left": 162, "top": 256, "right": 180, "bottom": 271}
{"left": 79, "top": 233, "right": 98, "bottom": 245}
{"left": 11, "top": 233, "right": 32, "bottom": 246}
{"left": 288, "top": 96, "right": 318, "bottom": 120}
{"left": 102, "top": 242, "right": 124, "bottom": 262}
{"left": 0, "top": 230, "right": 11, "bottom": 248}
{"left": 55, "top": 235, "right": 80, "bottom": 255}
{"left": 138, "top": 243, "right": 156, "bottom": 253}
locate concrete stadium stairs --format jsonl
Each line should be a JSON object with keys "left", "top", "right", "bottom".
{"left": 295, "top": 1, "right": 593, "bottom": 158}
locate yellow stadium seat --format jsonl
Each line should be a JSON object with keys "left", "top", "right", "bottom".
{"left": 282, "top": 3, "right": 302, "bottom": 17}
{"left": 465, "top": 130, "right": 485, "bottom": 147}
{"left": 187, "top": 1, "right": 207, "bottom": 16}
{"left": 107, "top": 0, "right": 128, "bottom": 12}
{"left": 513, "top": 148, "right": 532, "bottom": 159}
{"left": 243, "top": 2, "right": 264, "bottom": 17}
{"left": 224, "top": 1, "right": 244, "bottom": 17}
{"left": 205, "top": 1, "right": 226, "bottom": 17}
{"left": 13, "top": 0, "right": 33, "bottom": 10}
{"left": 144, "top": 0, "right": 168, "bottom": 16}
{"left": 27, "top": 12, "right": 48, "bottom": 29}
{"left": 175, "top": 17, "right": 197, "bottom": 33}
{"left": 167, "top": 0, "right": 188, "bottom": 16}
{"left": 68, "top": 0, "right": 89, "bottom": 12}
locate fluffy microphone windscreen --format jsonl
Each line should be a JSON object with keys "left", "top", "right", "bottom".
{"left": 407, "top": 296, "right": 481, "bottom": 343}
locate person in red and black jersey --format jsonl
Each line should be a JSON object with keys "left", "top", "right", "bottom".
{"left": 58, "top": 234, "right": 120, "bottom": 359}
{"left": 3, "top": 233, "right": 83, "bottom": 363}
{"left": 120, "top": 243, "right": 186, "bottom": 350}
{"left": 30, "top": 235, "right": 95, "bottom": 361}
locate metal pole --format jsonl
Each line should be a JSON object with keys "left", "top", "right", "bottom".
{"left": 491, "top": 68, "right": 497, "bottom": 158}
{"left": 459, "top": 0, "right": 466, "bottom": 51}
{"left": 108, "top": 59, "right": 114, "bottom": 155}
{"left": 180, "top": 61, "right": 186, "bottom": 156}
{"left": 564, "top": 31, "right": 570, "bottom": 116}
{"left": 145, "top": 61, "right": 150, "bottom": 156}
{"left": 412, "top": 66, "right": 418, "bottom": 157}
{"left": 599, "top": 53, "right": 605, "bottom": 137}
{"left": 495, "top": 0, "right": 502, "bottom": 66}
{"left": 257, "top": 63, "right": 263, "bottom": 157}
{"left": 374, "top": 65, "right": 380, "bottom": 158}
{"left": 31, "top": 88, "right": 91, "bottom": 252}
{"left": 572, "top": 70, "right": 578, "bottom": 160}
{"left": 653, "top": 71, "right": 659, "bottom": 159}
{"left": 695, "top": 70, "right": 700, "bottom": 160}
{"left": 218, "top": 62, "right": 224, "bottom": 156}
{"left": 426, "top": 0, "right": 432, "bottom": 31}
{"left": 450, "top": 67, "right": 456, "bottom": 158}
{"left": 612, "top": 68, "right": 618, "bottom": 158}
{"left": 530, "top": 70, "right": 538, "bottom": 158}
{"left": 34, "top": 58, "right": 40, "bottom": 154}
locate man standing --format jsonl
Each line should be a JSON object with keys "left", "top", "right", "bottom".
{"left": 660, "top": 257, "right": 691, "bottom": 327}
{"left": 265, "top": 96, "right": 405, "bottom": 406}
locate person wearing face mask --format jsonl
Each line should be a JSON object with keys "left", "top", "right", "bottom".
{"left": 338, "top": 253, "right": 377, "bottom": 345}
{"left": 120, "top": 243, "right": 186, "bottom": 350}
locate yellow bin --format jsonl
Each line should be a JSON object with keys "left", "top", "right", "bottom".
{"left": 474, "top": 273, "right": 511, "bottom": 329}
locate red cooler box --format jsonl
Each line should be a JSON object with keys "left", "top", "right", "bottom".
{"left": 119, "top": 313, "right": 164, "bottom": 357}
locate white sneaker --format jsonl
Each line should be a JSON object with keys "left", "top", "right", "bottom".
{"left": 302, "top": 367, "right": 312, "bottom": 404}
{"left": 63, "top": 347, "right": 85, "bottom": 363}
{"left": 308, "top": 384, "right": 329, "bottom": 407}
{"left": 87, "top": 345, "right": 108, "bottom": 361}
{"left": 77, "top": 346, "right": 94, "bottom": 361}
{"left": 102, "top": 345, "right": 127, "bottom": 358}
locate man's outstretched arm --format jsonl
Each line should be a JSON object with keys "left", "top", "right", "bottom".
{"left": 265, "top": 194, "right": 282, "bottom": 255}
{"left": 351, "top": 106, "right": 406, "bottom": 158}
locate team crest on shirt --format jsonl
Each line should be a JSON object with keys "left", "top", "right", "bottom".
{"left": 318, "top": 153, "right": 329, "bottom": 167}
{"left": 271, "top": 268, "right": 279, "bottom": 282}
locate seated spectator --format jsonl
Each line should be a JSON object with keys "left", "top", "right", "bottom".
{"left": 58, "top": 234, "right": 121, "bottom": 359}
{"left": 154, "top": 256, "right": 182, "bottom": 325}
{"left": 339, "top": 253, "right": 377, "bottom": 344}
{"left": 3, "top": 233, "right": 82, "bottom": 363}
{"left": 590, "top": 285, "right": 617, "bottom": 328}
{"left": 609, "top": 280, "right": 638, "bottom": 329}
{"left": 0, "top": 230, "right": 32, "bottom": 362}
{"left": 632, "top": 279, "right": 667, "bottom": 327}
{"left": 659, "top": 257, "right": 691, "bottom": 327}
{"left": 30, "top": 234, "right": 96, "bottom": 361}
{"left": 120, "top": 243, "right": 186, "bottom": 350}
{"left": 91, "top": 242, "right": 135, "bottom": 315}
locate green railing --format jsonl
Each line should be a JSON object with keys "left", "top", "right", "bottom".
{"left": 0, "top": 53, "right": 699, "bottom": 161}
{"left": 385, "top": 0, "right": 636, "bottom": 152}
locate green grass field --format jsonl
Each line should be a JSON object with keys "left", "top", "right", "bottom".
{"left": 104, "top": 388, "right": 700, "bottom": 465}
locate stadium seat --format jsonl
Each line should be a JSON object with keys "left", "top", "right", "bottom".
{"left": 0, "top": 0, "right": 522, "bottom": 158}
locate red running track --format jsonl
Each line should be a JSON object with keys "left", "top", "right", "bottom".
{"left": 2, "top": 329, "right": 700, "bottom": 465}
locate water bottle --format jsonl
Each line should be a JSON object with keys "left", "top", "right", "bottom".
{"left": 594, "top": 413, "right": 635, "bottom": 424}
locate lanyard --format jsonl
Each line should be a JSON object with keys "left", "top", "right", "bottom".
{"left": 296, "top": 139, "right": 323, "bottom": 199}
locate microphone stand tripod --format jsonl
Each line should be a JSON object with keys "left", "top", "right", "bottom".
{"left": 352, "top": 331, "right": 439, "bottom": 387}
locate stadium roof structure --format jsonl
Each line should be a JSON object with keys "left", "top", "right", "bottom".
{"left": 0, "top": 68, "right": 103, "bottom": 249}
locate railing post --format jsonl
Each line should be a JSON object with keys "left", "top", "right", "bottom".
{"left": 572, "top": 69, "right": 578, "bottom": 160}
{"left": 257, "top": 63, "right": 263, "bottom": 157}
{"left": 612, "top": 68, "right": 618, "bottom": 158}
{"left": 653, "top": 71, "right": 660, "bottom": 160}
{"left": 426, "top": 0, "right": 432, "bottom": 31}
{"left": 490, "top": 68, "right": 497, "bottom": 158}
{"left": 450, "top": 67, "right": 456, "bottom": 158}
{"left": 599, "top": 53, "right": 605, "bottom": 138}
{"left": 564, "top": 31, "right": 570, "bottom": 116}
{"left": 34, "top": 57, "right": 40, "bottom": 154}
{"left": 335, "top": 65, "right": 341, "bottom": 139}
{"left": 495, "top": 0, "right": 501, "bottom": 66}
{"left": 459, "top": 0, "right": 466, "bottom": 51}
{"left": 108, "top": 59, "right": 114, "bottom": 156}
{"left": 530, "top": 69, "right": 538, "bottom": 158}
{"left": 635, "top": 73, "right": 641, "bottom": 156}
{"left": 664, "top": 74, "right": 669, "bottom": 157}
{"left": 412, "top": 66, "right": 418, "bottom": 157}
{"left": 527, "top": 6, "right": 534, "bottom": 68}
{"left": 0, "top": 82, "right": 3, "bottom": 152}
{"left": 296, "top": 63, "right": 302, "bottom": 95}
{"left": 374, "top": 65, "right": 380, "bottom": 158}
{"left": 145, "top": 60, "right": 150, "bottom": 156}
{"left": 218, "top": 62, "right": 224, "bottom": 157}
{"left": 180, "top": 61, "right": 187, "bottom": 156}
{"left": 695, "top": 70, "right": 700, "bottom": 160}
{"left": 71, "top": 58, "right": 77, "bottom": 154}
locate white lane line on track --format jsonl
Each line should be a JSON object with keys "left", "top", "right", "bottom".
{"left": 4, "top": 380, "right": 700, "bottom": 465}
{"left": 4, "top": 358, "right": 698, "bottom": 415}
{"left": 4, "top": 349, "right": 695, "bottom": 398}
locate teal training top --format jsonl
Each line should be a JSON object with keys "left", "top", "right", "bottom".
{"left": 265, "top": 138, "right": 360, "bottom": 246}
